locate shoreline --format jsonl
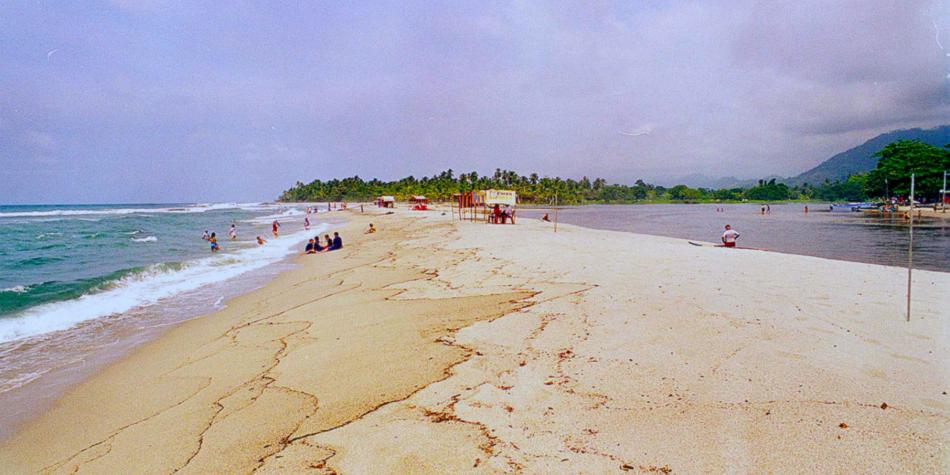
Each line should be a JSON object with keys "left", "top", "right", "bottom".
{"left": 0, "top": 215, "right": 340, "bottom": 439}
{"left": 2, "top": 206, "right": 947, "bottom": 472}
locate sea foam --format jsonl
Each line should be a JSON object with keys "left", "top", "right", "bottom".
{"left": 0, "top": 223, "right": 325, "bottom": 344}
{"left": 0, "top": 202, "right": 268, "bottom": 219}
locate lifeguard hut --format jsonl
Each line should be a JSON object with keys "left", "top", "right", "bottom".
{"left": 454, "top": 189, "right": 517, "bottom": 223}
{"left": 377, "top": 196, "right": 395, "bottom": 208}
{"left": 484, "top": 189, "right": 517, "bottom": 223}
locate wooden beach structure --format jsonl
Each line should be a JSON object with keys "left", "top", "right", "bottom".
{"left": 453, "top": 189, "right": 517, "bottom": 223}
{"left": 377, "top": 196, "right": 396, "bottom": 208}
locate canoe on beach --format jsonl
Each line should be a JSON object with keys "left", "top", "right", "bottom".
{"left": 688, "top": 240, "right": 772, "bottom": 251}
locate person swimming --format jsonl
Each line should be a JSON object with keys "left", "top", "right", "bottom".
{"left": 209, "top": 232, "right": 220, "bottom": 252}
{"left": 256, "top": 236, "right": 267, "bottom": 246}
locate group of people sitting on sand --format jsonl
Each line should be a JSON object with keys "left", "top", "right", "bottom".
{"left": 304, "top": 232, "right": 343, "bottom": 254}
{"left": 304, "top": 223, "right": 377, "bottom": 255}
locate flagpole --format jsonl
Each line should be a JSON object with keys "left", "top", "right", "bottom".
{"left": 906, "top": 173, "right": 915, "bottom": 322}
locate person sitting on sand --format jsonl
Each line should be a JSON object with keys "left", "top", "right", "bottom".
{"left": 541, "top": 213, "right": 550, "bottom": 222}
{"left": 324, "top": 234, "right": 333, "bottom": 250}
{"left": 502, "top": 205, "right": 513, "bottom": 224}
{"left": 721, "top": 224, "right": 740, "bottom": 248}
{"left": 331, "top": 232, "right": 343, "bottom": 250}
{"left": 256, "top": 236, "right": 266, "bottom": 246}
{"left": 209, "top": 232, "right": 220, "bottom": 252}
{"left": 303, "top": 238, "right": 316, "bottom": 254}
{"left": 365, "top": 223, "right": 376, "bottom": 234}
{"left": 313, "top": 236, "right": 326, "bottom": 252}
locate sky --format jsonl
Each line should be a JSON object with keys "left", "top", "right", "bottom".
{"left": 1, "top": 0, "right": 948, "bottom": 204}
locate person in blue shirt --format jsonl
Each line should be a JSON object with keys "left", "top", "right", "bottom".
{"left": 332, "top": 232, "right": 343, "bottom": 250}
{"left": 303, "top": 239, "right": 316, "bottom": 254}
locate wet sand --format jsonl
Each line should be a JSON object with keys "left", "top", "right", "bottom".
{"left": 2, "top": 206, "right": 947, "bottom": 473}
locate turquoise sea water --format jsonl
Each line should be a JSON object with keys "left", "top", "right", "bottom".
{"left": 0, "top": 202, "right": 346, "bottom": 433}
{"left": 0, "top": 203, "right": 324, "bottom": 341}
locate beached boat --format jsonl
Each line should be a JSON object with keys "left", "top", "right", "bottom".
{"left": 829, "top": 202, "right": 876, "bottom": 212}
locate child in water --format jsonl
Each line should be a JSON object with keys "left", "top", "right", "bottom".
{"left": 228, "top": 223, "right": 237, "bottom": 240}
{"left": 209, "top": 232, "right": 220, "bottom": 252}
{"left": 256, "top": 236, "right": 267, "bottom": 246}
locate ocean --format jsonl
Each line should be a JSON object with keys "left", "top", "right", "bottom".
{"left": 0, "top": 202, "right": 341, "bottom": 435}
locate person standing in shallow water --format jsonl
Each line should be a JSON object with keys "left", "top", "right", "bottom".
{"left": 721, "top": 224, "right": 740, "bottom": 248}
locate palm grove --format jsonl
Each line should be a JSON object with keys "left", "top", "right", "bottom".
{"left": 280, "top": 141, "right": 949, "bottom": 205}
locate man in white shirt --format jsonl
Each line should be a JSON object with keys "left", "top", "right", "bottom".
{"left": 721, "top": 224, "right": 740, "bottom": 248}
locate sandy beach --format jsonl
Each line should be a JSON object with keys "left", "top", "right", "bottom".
{"left": 2, "top": 206, "right": 947, "bottom": 473}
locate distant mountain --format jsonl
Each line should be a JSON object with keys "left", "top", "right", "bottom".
{"left": 787, "top": 125, "right": 950, "bottom": 186}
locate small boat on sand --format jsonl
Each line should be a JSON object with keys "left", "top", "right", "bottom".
{"left": 829, "top": 202, "right": 877, "bottom": 212}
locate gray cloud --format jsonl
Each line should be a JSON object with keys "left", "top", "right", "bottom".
{"left": 0, "top": 0, "right": 947, "bottom": 203}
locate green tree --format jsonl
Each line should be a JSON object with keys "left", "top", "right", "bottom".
{"left": 864, "top": 140, "right": 950, "bottom": 199}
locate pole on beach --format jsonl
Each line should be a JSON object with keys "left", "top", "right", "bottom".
{"left": 554, "top": 192, "right": 558, "bottom": 233}
{"left": 942, "top": 170, "right": 947, "bottom": 213}
{"left": 906, "top": 174, "right": 915, "bottom": 322}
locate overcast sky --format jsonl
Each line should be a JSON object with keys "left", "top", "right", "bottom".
{"left": 2, "top": 1, "right": 947, "bottom": 203}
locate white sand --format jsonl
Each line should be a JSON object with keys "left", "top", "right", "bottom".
{"left": 3, "top": 206, "right": 947, "bottom": 473}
